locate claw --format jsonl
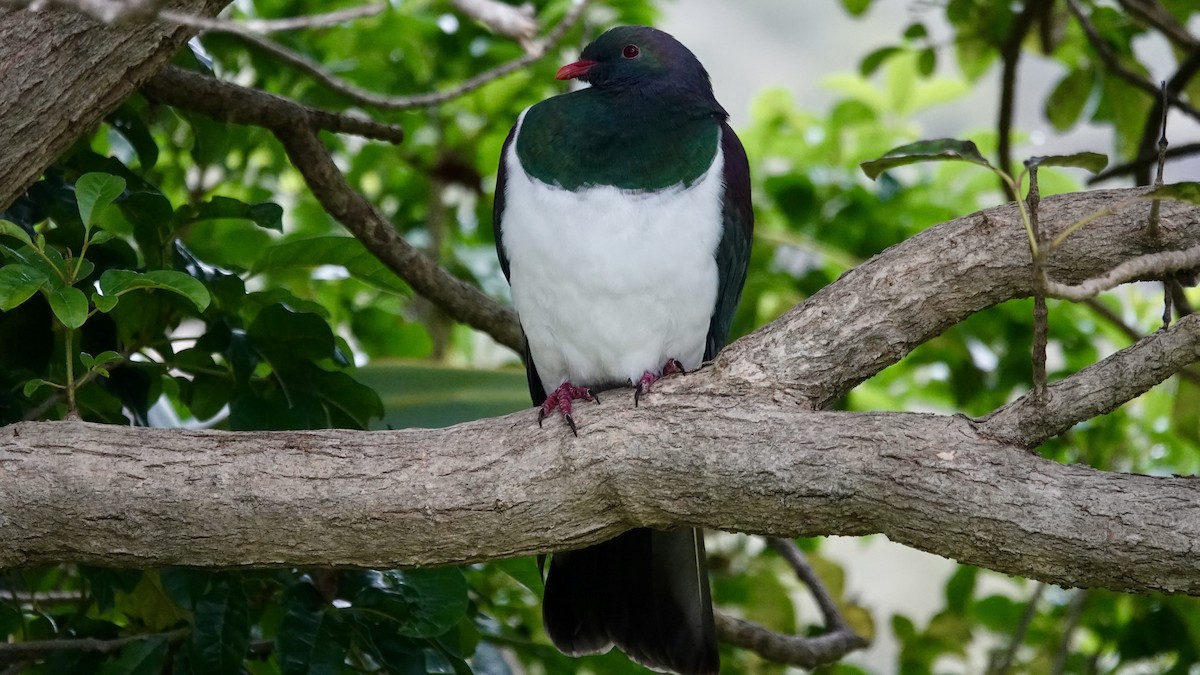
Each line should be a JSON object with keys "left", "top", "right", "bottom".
{"left": 634, "top": 358, "right": 687, "bottom": 407}
{"left": 538, "top": 382, "right": 597, "bottom": 435}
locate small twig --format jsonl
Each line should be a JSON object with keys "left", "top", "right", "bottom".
{"left": 0, "top": 628, "right": 188, "bottom": 657}
{"left": 1046, "top": 243, "right": 1200, "bottom": 302}
{"left": 1088, "top": 142, "right": 1200, "bottom": 184}
{"left": 226, "top": 0, "right": 591, "bottom": 110}
{"left": 0, "top": 590, "right": 84, "bottom": 602}
{"left": 1027, "top": 164, "right": 1049, "bottom": 402}
{"left": 161, "top": 3, "right": 385, "bottom": 34}
{"left": 1116, "top": 0, "right": 1199, "bottom": 51}
{"left": 451, "top": 0, "right": 537, "bottom": 50}
{"left": 141, "top": 66, "right": 404, "bottom": 144}
{"left": 990, "top": 582, "right": 1045, "bottom": 675}
{"left": 996, "top": 1, "right": 1042, "bottom": 192}
{"left": 712, "top": 538, "right": 868, "bottom": 669}
{"left": 1050, "top": 590, "right": 1089, "bottom": 675}
{"left": 1065, "top": 0, "right": 1200, "bottom": 123}
{"left": 766, "top": 537, "right": 850, "bottom": 631}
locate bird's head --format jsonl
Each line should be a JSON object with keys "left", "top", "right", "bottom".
{"left": 556, "top": 25, "right": 714, "bottom": 96}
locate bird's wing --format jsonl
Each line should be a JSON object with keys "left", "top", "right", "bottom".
{"left": 704, "top": 121, "right": 754, "bottom": 361}
{"left": 494, "top": 121, "right": 548, "bottom": 405}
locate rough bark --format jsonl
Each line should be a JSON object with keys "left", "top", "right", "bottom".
{"left": 0, "top": 0, "right": 231, "bottom": 211}
{"left": 3, "top": 191, "right": 1199, "bottom": 597}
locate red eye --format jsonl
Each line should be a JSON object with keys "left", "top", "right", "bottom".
{"left": 622, "top": 44, "right": 640, "bottom": 59}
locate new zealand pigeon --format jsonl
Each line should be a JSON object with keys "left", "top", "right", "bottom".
{"left": 493, "top": 25, "right": 753, "bottom": 675}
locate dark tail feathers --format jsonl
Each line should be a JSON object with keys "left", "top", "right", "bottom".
{"left": 542, "top": 527, "right": 718, "bottom": 674}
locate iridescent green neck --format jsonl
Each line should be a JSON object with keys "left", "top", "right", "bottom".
{"left": 515, "top": 88, "right": 720, "bottom": 192}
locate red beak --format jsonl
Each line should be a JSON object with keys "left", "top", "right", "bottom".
{"left": 555, "top": 59, "right": 598, "bottom": 81}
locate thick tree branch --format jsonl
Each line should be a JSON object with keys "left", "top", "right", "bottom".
{"left": 4, "top": 403, "right": 1199, "bottom": 595}
{"left": 980, "top": 313, "right": 1200, "bottom": 446}
{"left": 0, "top": 0, "right": 232, "bottom": 211}
{"left": 717, "top": 188, "right": 1200, "bottom": 407}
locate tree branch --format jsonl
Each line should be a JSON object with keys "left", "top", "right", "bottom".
{"left": 1065, "top": 0, "right": 1200, "bottom": 123}
{"left": 0, "top": 0, "right": 233, "bottom": 211}
{"left": 141, "top": 66, "right": 405, "bottom": 144}
{"left": 717, "top": 188, "right": 1200, "bottom": 407}
{"left": 224, "top": 0, "right": 590, "bottom": 111}
{"left": 140, "top": 66, "right": 522, "bottom": 351}
{"left": 980, "top": 313, "right": 1200, "bottom": 446}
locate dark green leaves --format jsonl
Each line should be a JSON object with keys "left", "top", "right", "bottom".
{"left": 97, "top": 269, "right": 211, "bottom": 312}
{"left": 277, "top": 581, "right": 350, "bottom": 675}
{"left": 186, "top": 579, "right": 251, "bottom": 675}
{"left": 175, "top": 196, "right": 284, "bottom": 232}
{"left": 252, "top": 236, "right": 411, "bottom": 295}
{"left": 0, "top": 263, "right": 47, "bottom": 310}
{"left": 860, "top": 138, "right": 991, "bottom": 180}
{"left": 49, "top": 285, "right": 88, "bottom": 329}
{"left": 75, "top": 172, "right": 126, "bottom": 228}
{"left": 348, "top": 569, "right": 469, "bottom": 639}
{"left": 1024, "top": 152, "right": 1108, "bottom": 173}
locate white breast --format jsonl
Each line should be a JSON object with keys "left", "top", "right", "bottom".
{"left": 500, "top": 110, "right": 725, "bottom": 394}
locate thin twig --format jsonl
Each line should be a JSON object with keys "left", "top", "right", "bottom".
{"left": 990, "top": 582, "right": 1045, "bottom": 675}
{"left": 1027, "top": 164, "right": 1049, "bottom": 402}
{"left": 996, "top": 1, "right": 1042, "bottom": 193}
{"left": 228, "top": 0, "right": 591, "bottom": 111}
{"left": 1065, "top": 0, "right": 1200, "bottom": 123}
{"left": 709, "top": 538, "right": 868, "bottom": 668}
{"left": 1116, "top": 0, "right": 1200, "bottom": 51}
{"left": 160, "top": 3, "right": 385, "bottom": 34}
{"left": 0, "top": 628, "right": 188, "bottom": 657}
{"left": 1088, "top": 142, "right": 1200, "bottom": 184}
{"left": 142, "top": 66, "right": 405, "bottom": 144}
{"left": 1050, "top": 590, "right": 1089, "bottom": 675}
{"left": 766, "top": 537, "right": 850, "bottom": 631}
{"left": 1046, "top": 243, "right": 1200, "bottom": 302}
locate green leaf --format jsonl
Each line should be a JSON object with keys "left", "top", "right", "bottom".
{"left": 944, "top": 565, "right": 977, "bottom": 614}
{"left": 917, "top": 47, "right": 936, "bottom": 76}
{"left": 23, "top": 378, "right": 54, "bottom": 396}
{"left": 860, "top": 139, "right": 993, "bottom": 180}
{"left": 0, "top": 263, "right": 48, "bottom": 310}
{"left": 1143, "top": 182, "right": 1200, "bottom": 205}
{"left": 49, "top": 285, "right": 88, "bottom": 329}
{"left": 89, "top": 230, "right": 118, "bottom": 246}
{"left": 98, "top": 269, "right": 211, "bottom": 312}
{"left": 491, "top": 556, "right": 544, "bottom": 594}
{"left": 0, "top": 219, "right": 33, "bottom": 246}
{"left": 96, "top": 636, "right": 169, "bottom": 675}
{"left": 93, "top": 292, "right": 119, "bottom": 313}
{"left": 860, "top": 46, "right": 901, "bottom": 77}
{"left": 840, "top": 0, "right": 872, "bottom": 16}
{"left": 107, "top": 101, "right": 160, "bottom": 170}
{"left": 76, "top": 172, "right": 127, "bottom": 227}
{"left": 247, "top": 304, "right": 336, "bottom": 362}
{"left": 1045, "top": 68, "right": 1094, "bottom": 132}
{"left": 80, "top": 351, "right": 95, "bottom": 370}
{"left": 252, "top": 236, "right": 410, "bottom": 295}
{"left": 903, "top": 23, "right": 928, "bottom": 40}
{"left": 1024, "top": 152, "right": 1108, "bottom": 173}
{"left": 277, "top": 582, "right": 350, "bottom": 675}
{"left": 187, "top": 580, "right": 250, "bottom": 675}
{"left": 350, "top": 568, "right": 469, "bottom": 638}
{"left": 175, "top": 196, "right": 284, "bottom": 231}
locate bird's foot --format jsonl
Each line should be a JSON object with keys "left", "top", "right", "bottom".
{"left": 539, "top": 382, "right": 599, "bottom": 436}
{"left": 633, "top": 358, "right": 686, "bottom": 407}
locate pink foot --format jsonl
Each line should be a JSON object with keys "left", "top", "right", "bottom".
{"left": 539, "top": 382, "right": 599, "bottom": 436}
{"left": 634, "top": 358, "right": 686, "bottom": 407}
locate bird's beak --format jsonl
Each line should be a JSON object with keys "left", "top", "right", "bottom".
{"left": 555, "top": 59, "right": 597, "bottom": 81}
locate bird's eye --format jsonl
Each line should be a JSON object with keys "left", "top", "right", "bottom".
{"left": 622, "top": 44, "right": 640, "bottom": 59}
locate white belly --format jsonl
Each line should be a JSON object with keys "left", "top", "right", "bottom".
{"left": 500, "top": 114, "right": 725, "bottom": 393}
